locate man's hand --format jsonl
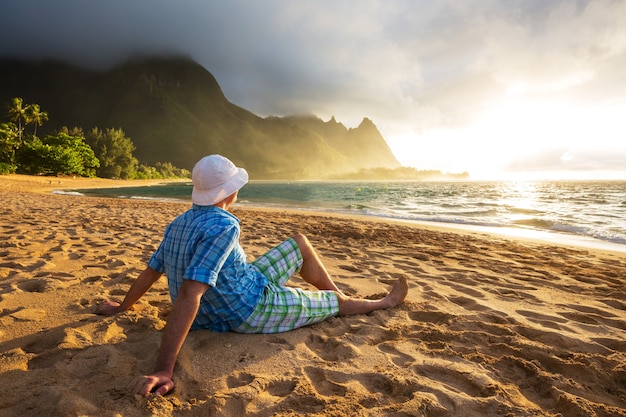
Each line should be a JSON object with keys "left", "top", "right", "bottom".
{"left": 95, "top": 267, "right": 163, "bottom": 317}
{"left": 95, "top": 300, "right": 122, "bottom": 316}
{"left": 125, "top": 279, "right": 206, "bottom": 397}
{"left": 128, "top": 372, "right": 175, "bottom": 396}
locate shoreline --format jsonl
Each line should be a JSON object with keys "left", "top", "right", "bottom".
{"left": 0, "top": 173, "right": 187, "bottom": 194}
{"left": 236, "top": 205, "right": 626, "bottom": 256}
{"left": 8, "top": 173, "right": 620, "bottom": 256}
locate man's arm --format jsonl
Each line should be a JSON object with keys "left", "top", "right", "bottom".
{"left": 129, "top": 279, "right": 209, "bottom": 396}
{"left": 96, "top": 266, "right": 163, "bottom": 316}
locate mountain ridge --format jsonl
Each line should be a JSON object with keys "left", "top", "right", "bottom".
{"left": 0, "top": 56, "right": 400, "bottom": 179}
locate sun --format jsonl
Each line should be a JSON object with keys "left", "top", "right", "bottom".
{"left": 387, "top": 95, "right": 626, "bottom": 181}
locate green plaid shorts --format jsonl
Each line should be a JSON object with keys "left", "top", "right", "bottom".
{"left": 234, "top": 237, "right": 339, "bottom": 334}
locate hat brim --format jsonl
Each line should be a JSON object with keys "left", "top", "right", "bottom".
{"left": 192, "top": 167, "right": 248, "bottom": 205}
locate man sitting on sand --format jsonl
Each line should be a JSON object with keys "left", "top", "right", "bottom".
{"left": 97, "top": 154, "right": 408, "bottom": 396}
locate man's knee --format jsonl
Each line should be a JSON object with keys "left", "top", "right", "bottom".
{"left": 291, "top": 233, "right": 311, "bottom": 254}
{"left": 291, "top": 232, "right": 307, "bottom": 245}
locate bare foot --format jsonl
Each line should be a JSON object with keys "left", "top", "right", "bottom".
{"left": 384, "top": 276, "right": 408, "bottom": 308}
{"left": 337, "top": 276, "right": 408, "bottom": 316}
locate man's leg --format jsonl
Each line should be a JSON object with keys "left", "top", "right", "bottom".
{"left": 291, "top": 233, "right": 408, "bottom": 316}
{"left": 291, "top": 233, "right": 344, "bottom": 293}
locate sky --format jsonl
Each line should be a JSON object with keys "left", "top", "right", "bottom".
{"left": 1, "top": 0, "right": 625, "bottom": 180}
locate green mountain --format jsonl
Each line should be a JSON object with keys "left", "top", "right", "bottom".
{"left": 0, "top": 56, "right": 400, "bottom": 179}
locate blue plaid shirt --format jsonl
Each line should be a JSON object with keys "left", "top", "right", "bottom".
{"left": 148, "top": 204, "right": 268, "bottom": 332}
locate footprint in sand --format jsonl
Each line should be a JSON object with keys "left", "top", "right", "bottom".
{"left": 447, "top": 295, "right": 490, "bottom": 312}
{"left": 558, "top": 309, "right": 626, "bottom": 333}
{"left": 412, "top": 362, "right": 498, "bottom": 399}
{"left": 267, "top": 335, "right": 295, "bottom": 350}
{"left": 17, "top": 279, "right": 51, "bottom": 293}
{"left": 304, "top": 367, "right": 348, "bottom": 397}
{"left": 516, "top": 309, "right": 573, "bottom": 331}
{"left": 408, "top": 310, "right": 455, "bottom": 325}
{"left": 338, "top": 264, "right": 359, "bottom": 273}
{"left": 226, "top": 372, "right": 255, "bottom": 388}
{"left": 304, "top": 334, "right": 361, "bottom": 362}
{"left": 305, "top": 367, "right": 418, "bottom": 407}
{"left": 599, "top": 298, "right": 626, "bottom": 310}
{"left": 591, "top": 337, "right": 626, "bottom": 352}
{"left": 216, "top": 372, "right": 299, "bottom": 416}
{"left": 445, "top": 281, "right": 486, "bottom": 299}
{"left": 377, "top": 342, "right": 414, "bottom": 367}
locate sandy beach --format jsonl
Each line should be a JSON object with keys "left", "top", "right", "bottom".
{"left": 1, "top": 174, "right": 625, "bottom": 417}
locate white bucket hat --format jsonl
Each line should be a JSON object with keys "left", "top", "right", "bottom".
{"left": 191, "top": 155, "right": 249, "bottom": 206}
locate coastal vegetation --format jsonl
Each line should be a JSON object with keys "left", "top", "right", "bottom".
{"left": 0, "top": 98, "right": 189, "bottom": 179}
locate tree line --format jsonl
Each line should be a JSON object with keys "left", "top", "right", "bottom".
{"left": 0, "top": 97, "right": 190, "bottom": 179}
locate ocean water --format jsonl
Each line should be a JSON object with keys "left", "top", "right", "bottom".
{"left": 63, "top": 180, "right": 626, "bottom": 251}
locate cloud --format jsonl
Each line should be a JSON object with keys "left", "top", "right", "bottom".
{"left": 1, "top": 0, "right": 625, "bottom": 177}
{"left": 507, "top": 148, "right": 626, "bottom": 172}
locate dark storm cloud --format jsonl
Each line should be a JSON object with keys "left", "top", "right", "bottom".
{"left": 0, "top": 1, "right": 424, "bottom": 119}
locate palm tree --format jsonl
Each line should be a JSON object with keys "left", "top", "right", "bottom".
{"left": 7, "top": 97, "right": 26, "bottom": 144}
{"left": 25, "top": 104, "right": 49, "bottom": 137}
